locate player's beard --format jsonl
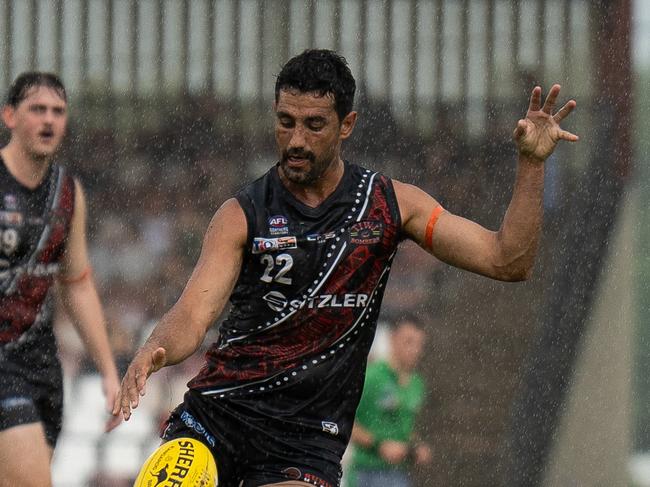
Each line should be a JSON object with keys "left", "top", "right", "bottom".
{"left": 279, "top": 148, "right": 333, "bottom": 186}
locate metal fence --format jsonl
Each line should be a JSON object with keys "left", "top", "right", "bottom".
{"left": 1, "top": 0, "right": 595, "bottom": 137}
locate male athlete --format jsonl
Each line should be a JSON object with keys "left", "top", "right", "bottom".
{"left": 115, "top": 49, "right": 578, "bottom": 487}
{"left": 0, "top": 73, "right": 120, "bottom": 487}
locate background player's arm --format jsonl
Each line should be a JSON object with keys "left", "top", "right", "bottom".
{"left": 351, "top": 421, "right": 377, "bottom": 450}
{"left": 57, "top": 180, "right": 120, "bottom": 428}
{"left": 114, "top": 198, "right": 246, "bottom": 420}
{"left": 397, "top": 84, "right": 577, "bottom": 282}
{"left": 352, "top": 422, "right": 409, "bottom": 465}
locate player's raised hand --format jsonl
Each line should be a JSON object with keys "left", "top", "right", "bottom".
{"left": 513, "top": 84, "right": 578, "bottom": 162}
{"left": 111, "top": 346, "right": 167, "bottom": 422}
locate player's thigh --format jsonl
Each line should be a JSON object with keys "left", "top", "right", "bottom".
{"left": 0, "top": 422, "right": 53, "bottom": 487}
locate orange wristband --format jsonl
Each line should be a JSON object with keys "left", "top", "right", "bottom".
{"left": 59, "top": 266, "right": 92, "bottom": 284}
{"left": 425, "top": 205, "right": 444, "bottom": 251}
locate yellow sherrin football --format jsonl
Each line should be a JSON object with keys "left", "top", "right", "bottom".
{"left": 133, "top": 437, "right": 218, "bottom": 487}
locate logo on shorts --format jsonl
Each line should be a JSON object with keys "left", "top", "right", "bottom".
{"left": 180, "top": 411, "right": 216, "bottom": 447}
{"left": 349, "top": 221, "right": 384, "bottom": 245}
{"left": 0, "top": 397, "right": 32, "bottom": 410}
{"left": 282, "top": 467, "right": 302, "bottom": 480}
{"left": 321, "top": 421, "right": 339, "bottom": 436}
{"left": 268, "top": 215, "right": 289, "bottom": 235}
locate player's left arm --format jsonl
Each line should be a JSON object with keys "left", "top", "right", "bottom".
{"left": 57, "top": 179, "right": 120, "bottom": 430}
{"left": 397, "top": 84, "right": 578, "bottom": 282}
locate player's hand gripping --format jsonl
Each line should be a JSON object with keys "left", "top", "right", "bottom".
{"left": 111, "top": 346, "right": 167, "bottom": 421}
{"left": 513, "top": 84, "right": 578, "bottom": 162}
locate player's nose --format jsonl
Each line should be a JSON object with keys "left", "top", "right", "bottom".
{"left": 288, "top": 125, "right": 306, "bottom": 149}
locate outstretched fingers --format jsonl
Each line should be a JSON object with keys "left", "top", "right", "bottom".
{"left": 105, "top": 410, "right": 123, "bottom": 432}
{"left": 553, "top": 99, "right": 577, "bottom": 123}
{"left": 528, "top": 86, "right": 542, "bottom": 112}
{"left": 111, "top": 369, "right": 144, "bottom": 421}
{"left": 541, "top": 84, "right": 561, "bottom": 114}
{"left": 109, "top": 347, "right": 166, "bottom": 423}
{"left": 558, "top": 129, "right": 579, "bottom": 142}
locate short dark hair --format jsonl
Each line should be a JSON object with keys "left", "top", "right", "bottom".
{"left": 5, "top": 72, "right": 67, "bottom": 107}
{"left": 275, "top": 49, "right": 356, "bottom": 121}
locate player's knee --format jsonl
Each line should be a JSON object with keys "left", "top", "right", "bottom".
{"left": 133, "top": 437, "right": 218, "bottom": 486}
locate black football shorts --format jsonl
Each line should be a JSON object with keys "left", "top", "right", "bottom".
{"left": 161, "top": 389, "right": 343, "bottom": 487}
{"left": 0, "top": 359, "right": 63, "bottom": 447}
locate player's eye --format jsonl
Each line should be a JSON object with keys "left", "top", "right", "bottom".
{"left": 307, "top": 119, "right": 326, "bottom": 131}
{"left": 278, "top": 118, "right": 294, "bottom": 128}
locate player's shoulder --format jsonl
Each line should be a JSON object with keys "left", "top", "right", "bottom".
{"left": 49, "top": 162, "right": 81, "bottom": 194}
{"left": 346, "top": 160, "right": 389, "bottom": 180}
{"left": 49, "top": 161, "right": 73, "bottom": 178}
{"left": 48, "top": 163, "right": 80, "bottom": 210}
{"left": 204, "top": 198, "right": 248, "bottom": 249}
{"left": 213, "top": 197, "right": 246, "bottom": 224}
{"left": 345, "top": 161, "right": 398, "bottom": 201}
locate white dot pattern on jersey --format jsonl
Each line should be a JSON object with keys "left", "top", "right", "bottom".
{"left": 203, "top": 171, "right": 396, "bottom": 397}
{"left": 203, "top": 258, "right": 395, "bottom": 397}
{"left": 224, "top": 171, "right": 376, "bottom": 346}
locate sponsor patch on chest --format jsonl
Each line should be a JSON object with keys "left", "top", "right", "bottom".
{"left": 252, "top": 236, "right": 298, "bottom": 254}
{"left": 0, "top": 211, "right": 23, "bottom": 226}
{"left": 349, "top": 220, "right": 384, "bottom": 245}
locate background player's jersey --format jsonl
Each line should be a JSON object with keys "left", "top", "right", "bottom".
{"left": 189, "top": 162, "right": 401, "bottom": 428}
{"left": 0, "top": 159, "right": 75, "bottom": 367}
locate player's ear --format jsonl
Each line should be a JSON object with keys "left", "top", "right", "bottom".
{"left": 1, "top": 105, "right": 16, "bottom": 130}
{"left": 339, "top": 111, "right": 357, "bottom": 140}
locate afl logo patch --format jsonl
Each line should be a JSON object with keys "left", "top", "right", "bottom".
{"left": 3, "top": 194, "right": 18, "bottom": 211}
{"left": 268, "top": 215, "right": 289, "bottom": 235}
{"left": 350, "top": 221, "right": 384, "bottom": 245}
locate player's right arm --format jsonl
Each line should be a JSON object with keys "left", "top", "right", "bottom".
{"left": 397, "top": 84, "right": 577, "bottom": 281}
{"left": 112, "top": 198, "right": 247, "bottom": 421}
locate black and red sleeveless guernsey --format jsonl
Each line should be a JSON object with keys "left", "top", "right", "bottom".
{"left": 0, "top": 158, "right": 76, "bottom": 446}
{"left": 166, "top": 161, "right": 402, "bottom": 485}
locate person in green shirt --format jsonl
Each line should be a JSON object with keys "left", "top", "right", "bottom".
{"left": 348, "top": 314, "right": 433, "bottom": 487}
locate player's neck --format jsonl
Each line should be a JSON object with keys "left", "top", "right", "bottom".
{"left": 0, "top": 143, "right": 51, "bottom": 189}
{"left": 282, "top": 158, "right": 345, "bottom": 208}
